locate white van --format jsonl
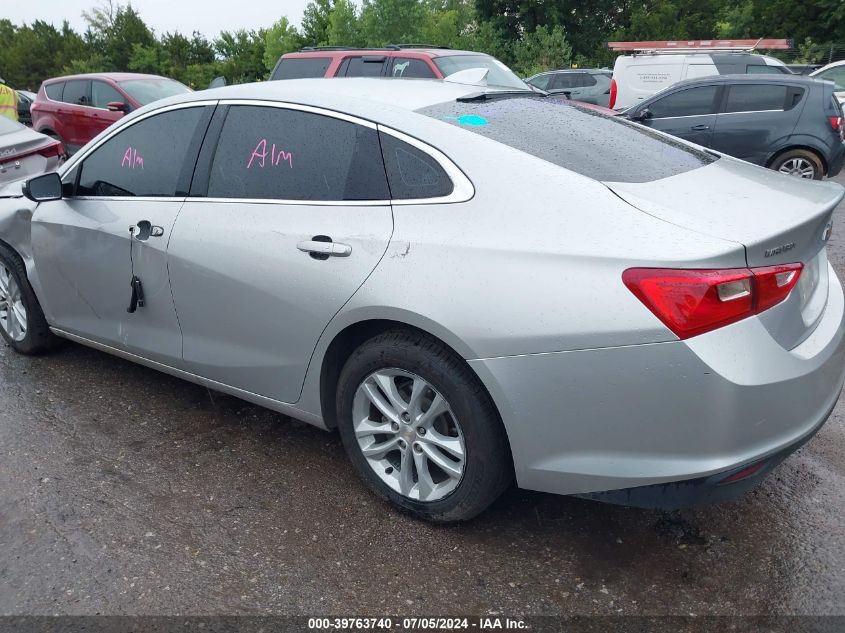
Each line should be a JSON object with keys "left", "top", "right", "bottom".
{"left": 610, "top": 52, "right": 790, "bottom": 109}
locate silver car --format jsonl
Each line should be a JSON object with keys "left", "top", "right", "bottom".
{"left": 0, "top": 116, "right": 64, "bottom": 185}
{"left": 1, "top": 79, "right": 844, "bottom": 522}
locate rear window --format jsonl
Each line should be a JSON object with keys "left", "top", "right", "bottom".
{"left": 271, "top": 57, "right": 332, "bottom": 80}
{"left": 433, "top": 55, "right": 527, "bottom": 90}
{"left": 725, "top": 84, "right": 788, "bottom": 113}
{"left": 420, "top": 96, "right": 716, "bottom": 183}
{"left": 44, "top": 82, "right": 64, "bottom": 101}
{"left": 118, "top": 78, "right": 190, "bottom": 106}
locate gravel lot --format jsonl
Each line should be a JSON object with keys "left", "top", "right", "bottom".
{"left": 1, "top": 173, "right": 844, "bottom": 618}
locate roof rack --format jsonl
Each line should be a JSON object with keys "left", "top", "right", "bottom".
{"left": 300, "top": 46, "right": 371, "bottom": 52}
{"left": 386, "top": 44, "right": 451, "bottom": 50}
{"left": 607, "top": 39, "right": 793, "bottom": 53}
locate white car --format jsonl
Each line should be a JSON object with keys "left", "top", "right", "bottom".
{"left": 811, "top": 60, "right": 845, "bottom": 105}
{"left": 611, "top": 51, "right": 789, "bottom": 110}
{"left": 0, "top": 116, "right": 64, "bottom": 185}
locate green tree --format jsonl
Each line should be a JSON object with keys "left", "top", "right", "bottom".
{"left": 512, "top": 24, "right": 572, "bottom": 76}
{"left": 302, "top": 0, "right": 334, "bottom": 46}
{"left": 359, "top": 0, "right": 427, "bottom": 46}
{"left": 215, "top": 29, "right": 267, "bottom": 84}
{"left": 325, "top": 0, "right": 365, "bottom": 46}
{"left": 263, "top": 17, "right": 304, "bottom": 72}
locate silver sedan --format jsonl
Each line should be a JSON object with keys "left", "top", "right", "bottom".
{"left": 1, "top": 79, "right": 843, "bottom": 522}
{"left": 0, "top": 116, "right": 63, "bottom": 185}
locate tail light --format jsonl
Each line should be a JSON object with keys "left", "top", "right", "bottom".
{"left": 623, "top": 263, "right": 803, "bottom": 340}
{"left": 829, "top": 116, "right": 844, "bottom": 140}
{"left": 38, "top": 141, "right": 65, "bottom": 159}
{"left": 609, "top": 78, "right": 617, "bottom": 109}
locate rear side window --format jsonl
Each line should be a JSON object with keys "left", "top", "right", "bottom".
{"left": 389, "top": 58, "right": 436, "bottom": 79}
{"left": 62, "top": 80, "right": 90, "bottom": 106}
{"left": 343, "top": 56, "right": 386, "bottom": 77}
{"left": 379, "top": 132, "right": 453, "bottom": 200}
{"left": 271, "top": 57, "right": 332, "bottom": 80}
{"left": 44, "top": 82, "right": 64, "bottom": 101}
{"left": 724, "top": 84, "right": 788, "bottom": 113}
{"left": 207, "top": 105, "right": 389, "bottom": 201}
{"left": 746, "top": 64, "right": 784, "bottom": 74}
{"left": 648, "top": 86, "right": 719, "bottom": 118}
{"left": 421, "top": 96, "right": 716, "bottom": 183}
{"left": 528, "top": 75, "right": 552, "bottom": 90}
{"left": 77, "top": 107, "right": 205, "bottom": 197}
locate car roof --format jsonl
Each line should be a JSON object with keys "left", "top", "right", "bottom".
{"left": 812, "top": 60, "right": 845, "bottom": 74}
{"left": 665, "top": 74, "right": 822, "bottom": 90}
{"left": 162, "top": 77, "right": 493, "bottom": 116}
{"left": 534, "top": 69, "right": 611, "bottom": 75}
{"left": 283, "top": 48, "right": 486, "bottom": 60}
{"left": 43, "top": 72, "right": 172, "bottom": 83}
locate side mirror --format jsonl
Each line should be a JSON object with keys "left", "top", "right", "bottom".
{"left": 631, "top": 108, "right": 653, "bottom": 122}
{"left": 107, "top": 101, "right": 129, "bottom": 113}
{"left": 23, "top": 172, "right": 63, "bottom": 202}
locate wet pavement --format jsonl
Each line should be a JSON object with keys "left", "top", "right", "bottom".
{"left": 2, "top": 176, "right": 845, "bottom": 618}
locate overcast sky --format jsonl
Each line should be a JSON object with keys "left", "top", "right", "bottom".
{"left": 4, "top": 0, "right": 316, "bottom": 38}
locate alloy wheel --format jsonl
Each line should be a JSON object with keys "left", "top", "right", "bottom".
{"left": 778, "top": 157, "right": 817, "bottom": 179}
{"left": 0, "top": 265, "right": 27, "bottom": 342}
{"left": 352, "top": 368, "right": 466, "bottom": 502}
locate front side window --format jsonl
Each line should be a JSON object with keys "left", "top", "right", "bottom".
{"left": 648, "top": 86, "right": 719, "bottom": 118}
{"left": 271, "top": 57, "right": 332, "bottom": 80}
{"left": 206, "top": 105, "right": 389, "bottom": 201}
{"left": 724, "top": 84, "right": 788, "bottom": 113}
{"left": 76, "top": 107, "right": 205, "bottom": 197}
{"left": 389, "top": 58, "right": 436, "bottom": 79}
{"left": 62, "top": 80, "right": 90, "bottom": 106}
{"left": 92, "top": 81, "right": 126, "bottom": 109}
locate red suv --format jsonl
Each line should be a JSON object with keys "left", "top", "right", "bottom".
{"left": 270, "top": 45, "right": 530, "bottom": 90}
{"left": 31, "top": 73, "right": 191, "bottom": 153}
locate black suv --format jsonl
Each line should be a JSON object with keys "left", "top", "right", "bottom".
{"left": 624, "top": 75, "right": 845, "bottom": 180}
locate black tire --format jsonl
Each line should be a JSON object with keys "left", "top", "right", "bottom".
{"left": 0, "top": 243, "right": 59, "bottom": 354}
{"left": 770, "top": 149, "right": 824, "bottom": 180}
{"left": 336, "top": 330, "right": 512, "bottom": 522}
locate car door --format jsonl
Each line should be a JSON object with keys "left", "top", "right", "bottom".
{"left": 31, "top": 104, "right": 213, "bottom": 366}
{"left": 167, "top": 103, "right": 394, "bottom": 403}
{"left": 636, "top": 84, "right": 721, "bottom": 147}
{"left": 710, "top": 83, "right": 802, "bottom": 165}
{"left": 58, "top": 80, "right": 91, "bottom": 150}
{"left": 90, "top": 80, "right": 127, "bottom": 135}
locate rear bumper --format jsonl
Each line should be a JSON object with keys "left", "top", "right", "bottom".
{"left": 828, "top": 141, "right": 845, "bottom": 177}
{"left": 469, "top": 264, "right": 845, "bottom": 500}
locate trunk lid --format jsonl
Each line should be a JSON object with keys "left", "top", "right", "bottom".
{"left": 605, "top": 158, "right": 844, "bottom": 349}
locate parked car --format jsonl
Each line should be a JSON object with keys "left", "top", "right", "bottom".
{"left": 270, "top": 45, "right": 530, "bottom": 90}
{"left": 0, "top": 116, "right": 63, "bottom": 185}
{"left": 787, "top": 64, "right": 822, "bottom": 76}
{"left": 811, "top": 60, "right": 845, "bottom": 105}
{"left": 525, "top": 69, "right": 612, "bottom": 106}
{"left": 31, "top": 73, "right": 191, "bottom": 154}
{"left": 16, "top": 90, "right": 35, "bottom": 126}
{"left": 624, "top": 75, "right": 845, "bottom": 180}
{"left": 611, "top": 50, "right": 790, "bottom": 109}
{"left": 2, "top": 79, "right": 844, "bottom": 522}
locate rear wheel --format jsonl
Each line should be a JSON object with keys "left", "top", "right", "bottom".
{"left": 0, "top": 244, "right": 59, "bottom": 354}
{"left": 771, "top": 149, "right": 824, "bottom": 180}
{"left": 336, "top": 330, "right": 512, "bottom": 522}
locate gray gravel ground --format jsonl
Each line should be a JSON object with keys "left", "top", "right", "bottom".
{"left": 1, "top": 174, "right": 845, "bottom": 617}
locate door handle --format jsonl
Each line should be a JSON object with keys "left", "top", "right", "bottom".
{"left": 297, "top": 238, "right": 352, "bottom": 259}
{"left": 690, "top": 124, "right": 710, "bottom": 131}
{"left": 130, "top": 220, "right": 164, "bottom": 241}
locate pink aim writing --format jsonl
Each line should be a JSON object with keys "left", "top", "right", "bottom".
{"left": 121, "top": 146, "right": 144, "bottom": 169}
{"left": 247, "top": 139, "right": 293, "bottom": 169}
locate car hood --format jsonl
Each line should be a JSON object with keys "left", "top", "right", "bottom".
{"left": 604, "top": 157, "right": 844, "bottom": 268}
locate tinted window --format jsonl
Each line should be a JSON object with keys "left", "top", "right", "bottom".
{"left": 44, "top": 82, "right": 63, "bottom": 101}
{"left": 746, "top": 64, "right": 784, "bottom": 74}
{"left": 433, "top": 55, "right": 527, "bottom": 90}
{"left": 379, "top": 132, "right": 453, "bottom": 200}
{"left": 648, "top": 86, "right": 719, "bottom": 118}
{"left": 207, "top": 106, "right": 389, "bottom": 201}
{"left": 344, "top": 57, "right": 386, "bottom": 77}
{"left": 817, "top": 67, "right": 845, "bottom": 91}
{"left": 272, "top": 57, "right": 332, "bottom": 80}
{"left": 421, "top": 96, "right": 716, "bottom": 183}
{"left": 725, "top": 84, "right": 788, "bottom": 113}
{"left": 91, "top": 81, "right": 125, "bottom": 109}
{"left": 527, "top": 75, "right": 551, "bottom": 90}
{"left": 77, "top": 107, "right": 205, "bottom": 197}
{"left": 62, "top": 80, "right": 90, "bottom": 106}
{"left": 550, "top": 74, "right": 579, "bottom": 90}
{"left": 580, "top": 73, "right": 597, "bottom": 87}
{"left": 389, "top": 58, "right": 436, "bottom": 79}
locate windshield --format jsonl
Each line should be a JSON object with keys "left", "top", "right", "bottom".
{"left": 0, "top": 116, "right": 23, "bottom": 135}
{"left": 434, "top": 55, "right": 529, "bottom": 91}
{"left": 118, "top": 78, "right": 191, "bottom": 105}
